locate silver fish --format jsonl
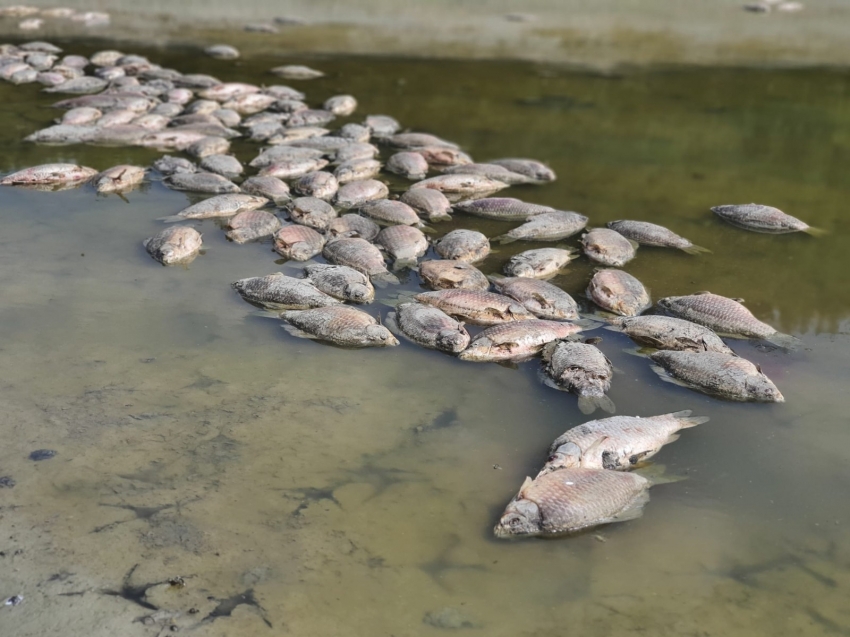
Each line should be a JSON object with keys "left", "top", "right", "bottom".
{"left": 273, "top": 224, "right": 326, "bottom": 261}
{"left": 232, "top": 273, "right": 339, "bottom": 309}
{"left": 225, "top": 210, "right": 282, "bottom": 244}
{"left": 489, "top": 158, "right": 556, "bottom": 182}
{"left": 541, "top": 411, "right": 708, "bottom": 474}
{"left": 656, "top": 292, "right": 797, "bottom": 348}
{"left": 249, "top": 145, "right": 325, "bottom": 168}
{"left": 497, "top": 211, "right": 588, "bottom": 243}
{"left": 581, "top": 228, "right": 637, "bottom": 267}
{"left": 494, "top": 469, "right": 648, "bottom": 538}
{"left": 59, "top": 106, "right": 102, "bottom": 125}
{"left": 326, "top": 214, "right": 380, "bottom": 242}
{"left": 288, "top": 197, "right": 337, "bottom": 231}
{"left": 92, "top": 165, "right": 145, "bottom": 194}
{"left": 541, "top": 340, "right": 615, "bottom": 414}
{"left": 0, "top": 163, "right": 97, "bottom": 186}
{"left": 443, "top": 163, "right": 539, "bottom": 185}
{"left": 287, "top": 109, "right": 336, "bottom": 128}
{"left": 270, "top": 65, "right": 324, "bottom": 80}
{"left": 199, "top": 154, "right": 244, "bottom": 180}
{"left": 292, "top": 171, "right": 338, "bottom": 200}
{"left": 143, "top": 226, "right": 202, "bottom": 266}
{"left": 433, "top": 229, "right": 490, "bottom": 263}
{"left": 324, "top": 94, "right": 357, "bottom": 116}
{"left": 711, "top": 203, "right": 821, "bottom": 235}
{"left": 337, "top": 123, "right": 371, "bottom": 142}
{"left": 332, "top": 142, "right": 380, "bottom": 164}
{"left": 459, "top": 319, "right": 587, "bottom": 362}
{"left": 204, "top": 44, "right": 239, "bottom": 60}
{"left": 280, "top": 306, "right": 399, "bottom": 348}
{"left": 258, "top": 157, "right": 329, "bottom": 180}
{"left": 186, "top": 136, "right": 231, "bottom": 159}
{"left": 586, "top": 269, "right": 651, "bottom": 317}
{"left": 364, "top": 114, "right": 400, "bottom": 137}
{"left": 387, "top": 133, "right": 459, "bottom": 150}
{"left": 490, "top": 277, "right": 579, "bottom": 320}
{"left": 164, "top": 194, "right": 268, "bottom": 221}
{"left": 400, "top": 188, "right": 452, "bottom": 222}
{"left": 375, "top": 225, "right": 429, "bottom": 264}
{"left": 197, "top": 82, "right": 260, "bottom": 102}
{"left": 333, "top": 158, "right": 381, "bottom": 184}
{"left": 607, "top": 220, "right": 709, "bottom": 254}
{"left": 417, "top": 260, "right": 490, "bottom": 291}
{"left": 303, "top": 264, "right": 375, "bottom": 304}
{"left": 358, "top": 199, "right": 420, "bottom": 226}
{"left": 413, "top": 147, "right": 473, "bottom": 167}
{"left": 410, "top": 174, "right": 506, "bottom": 200}
{"left": 322, "top": 237, "right": 395, "bottom": 282}
{"left": 386, "top": 152, "right": 429, "bottom": 180}
{"left": 334, "top": 179, "right": 388, "bottom": 209}
{"left": 24, "top": 124, "right": 96, "bottom": 145}
{"left": 504, "top": 248, "right": 576, "bottom": 279}
{"left": 453, "top": 197, "right": 553, "bottom": 221}
{"left": 650, "top": 351, "right": 784, "bottom": 402}
{"left": 607, "top": 315, "right": 733, "bottom": 354}
{"left": 222, "top": 93, "right": 277, "bottom": 115}
{"left": 152, "top": 156, "right": 197, "bottom": 175}
{"left": 388, "top": 302, "right": 470, "bottom": 353}
{"left": 44, "top": 76, "right": 107, "bottom": 94}
{"left": 413, "top": 290, "right": 534, "bottom": 326}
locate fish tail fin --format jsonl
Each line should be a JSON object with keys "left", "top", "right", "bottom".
{"left": 634, "top": 463, "right": 687, "bottom": 486}
{"left": 250, "top": 309, "right": 280, "bottom": 319}
{"left": 493, "top": 234, "right": 516, "bottom": 245}
{"left": 803, "top": 226, "right": 826, "bottom": 237}
{"left": 665, "top": 433, "right": 681, "bottom": 444}
{"left": 156, "top": 215, "right": 184, "bottom": 223}
{"left": 766, "top": 332, "right": 800, "bottom": 351}
{"left": 681, "top": 244, "right": 712, "bottom": 255}
{"left": 670, "top": 410, "right": 709, "bottom": 428}
{"left": 577, "top": 394, "right": 615, "bottom": 415}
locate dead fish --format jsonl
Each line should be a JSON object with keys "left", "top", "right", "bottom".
{"left": 182, "top": 99, "right": 221, "bottom": 115}
{"left": 258, "top": 157, "right": 329, "bottom": 180}
{"left": 607, "top": 220, "right": 709, "bottom": 254}
{"left": 132, "top": 114, "right": 170, "bottom": 131}
{"left": 497, "top": 211, "right": 588, "bottom": 243}
{"left": 24, "top": 124, "right": 96, "bottom": 145}
{"left": 213, "top": 108, "right": 241, "bottom": 127}
{"left": 504, "top": 248, "right": 576, "bottom": 279}
{"left": 174, "top": 73, "right": 223, "bottom": 90}
{"left": 364, "top": 114, "right": 400, "bottom": 137}
{"left": 335, "top": 179, "right": 389, "bottom": 209}
{"left": 453, "top": 197, "right": 553, "bottom": 221}
{"left": 273, "top": 224, "right": 326, "bottom": 261}
{"left": 249, "top": 145, "right": 325, "bottom": 168}
{"left": 358, "top": 199, "right": 420, "bottom": 226}
{"left": 586, "top": 269, "right": 651, "bottom": 317}
{"left": 0, "top": 163, "right": 97, "bottom": 186}
{"left": 52, "top": 94, "right": 154, "bottom": 112}
{"left": 222, "top": 93, "right": 277, "bottom": 115}
{"left": 270, "top": 65, "right": 324, "bottom": 80}
{"left": 197, "top": 82, "right": 260, "bottom": 102}
{"left": 386, "top": 152, "right": 429, "bottom": 180}
{"left": 95, "top": 109, "right": 138, "bottom": 128}
{"left": 264, "top": 84, "right": 306, "bottom": 101}
{"left": 138, "top": 130, "right": 208, "bottom": 151}
{"left": 606, "top": 315, "right": 734, "bottom": 354}
{"left": 326, "top": 214, "right": 380, "bottom": 241}
{"left": 292, "top": 171, "right": 338, "bottom": 200}
{"left": 433, "top": 229, "right": 490, "bottom": 263}
{"left": 283, "top": 136, "right": 352, "bottom": 155}
{"left": 581, "top": 228, "right": 637, "bottom": 267}
{"left": 152, "top": 155, "right": 197, "bottom": 175}
{"left": 143, "top": 226, "right": 202, "bottom": 266}
{"left": 414, "top": 147, "right": 474, "bottom": 167}
{"left": 387, "top": 133, "right": 459, "bottom": 150}
{"left": 443, "top": 163, "right": 539, "bottom": 185}
{"left": 418, "top": 260, "right": 490, "bottom": 291}
{"left": 204, "top": 44, "right": 239, "bottom": 60}
{"left": 303, "top": 263, "right": 375, "bottom": 304}
{"left": 541, "top": 411, "right": 708, "bottom": 474}
{"left": 387, "top": 302, "right": 470, "bottom": 353}
{"left": 288, "top": 196, "right": 337, "bottom": 231}
{"left": 199, "top": 154, "right": 243, "bottom": 180}
{"left": 541, "top": 340, "right": 615, "bottom": 414}
{"left": 489, "top": 158, "right": 556, "bottom": 182}
{"left": 375, "top": 225, "right": 429, "bottom": 265}
{"left": 232, "top": 272, "right": 339, "bottom": 309}
{"left": 409, "top": 174, "right": 508, "bottom": 199}
{"left": 44, "top": 76, "right": 107, "bottom": 94}
{"left": 89, "top": 124, "right": 150, "bottom": 147}
{"left": 656, "top": 292, "right": 797, "bottom": 348}
{"left": 333, "top": 158, "right": 381, "bottom": 184}
{"left": 225, "top": 210, "right": 282, "bottom": 243}
{"left": 490, "top": 277, "right": 579, "bottom": 320}
{"left": 650, "top": 351, "right": 784, "bottom": 402}
{"left": 337, "top": 123, "right": 371, "bottom": 142}
{"left": 281, "top": 306, "right": 398, "bottom": 347}
{"left": 413, "top": 290, "right": 534, "bottom": 326}
{"left": 333, "top": 142, "right": 380, "bottom": 164}
{"left": 186, "top": 136, "right": 231, "bottom": 159}
{"left": 92, "top": 165, "right": 145, "bottom": 194}
{"left": 323, "top": 94, "right": 357, "bottom": 116}
{"left": 459, "top": 319, "right": 588, "bottom": 362}
{"left": 240, "top": 175, "right": 290, "bottom": 203}
{"left": 90, "top": 49, "right": 123, "bottom": 66}
{"left": 288, "top": 109, "right": 336, "bottom": 128}
{"left": 400, "top": 188, "right": 452, "bottom": 222}
{"left": 59, "top": 106, "right": 102, "bottom": 125}
{"left": 711, "top": 203, "right": 822, "bottom": 235}
{"left": 494, "top": 469, "right": 648, "bottom": 538}
{"left": 163, "top": 194, "right": 267, "bottom": 221}
{"left": 322, "top": 237, "right": 396, "bottom": 282}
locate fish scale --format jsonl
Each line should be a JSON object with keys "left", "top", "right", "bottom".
{"left": 417, "top": 260, "right": 490, "bottom": 291}
{"left": 232, "top": 273, "right": 339, "bottom": 310}
{"left": 459, "top": 319, "right": 586, "bottom": 362}
{"left": 608, "top": 315, "right": 733, "bottom": 354}
{"left": 586, "top": 269, "right": 651, "bottom": 317}
{"left": 225, "top": 210, "right": 281, "bottom": 243}
{"left": 389, "top": 302, "right": 470, "bottom": 353}
{"left": 414, "top": 290, "right": 534, "bottom": 326}
{"left": 607, "top": 220, "right": 708, "bottom": 254}
{"left": 491, "top": 277, "right": 579, "bottom": 320}
{"left": 280, "top": 306, "right": 399, "bottom": 348}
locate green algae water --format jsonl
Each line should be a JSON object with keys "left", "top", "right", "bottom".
{"left": 0, "top": 45, "right": 849, "bottom": 636}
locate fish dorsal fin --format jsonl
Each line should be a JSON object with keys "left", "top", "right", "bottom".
{"left": 518, "top": 476, "right": 534, "bottom": 497}
{"left": 695, "top": 291, "right": 712, "bottom": 295}
{"left": 731, "top": 297, "right": 745, "bottom": 303}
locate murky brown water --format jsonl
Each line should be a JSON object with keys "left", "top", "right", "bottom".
{"left": 1, "top": 43, "right": 849, "bottom": 637}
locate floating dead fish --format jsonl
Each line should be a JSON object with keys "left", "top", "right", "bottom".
{"left": 453, "top": 197, "right": 553, "bottom": 221}
{"left": 258, "top": 157, "right": 329, "bottom": 180}
{"left": 409, "top": 174, "right": 508, "bottom": 200}
{"left": 292, "top": 171, "right": 338, "bottom": 200}
{"left": 303, "top": 263, "right": 375, "bottom": 304}
{"left": 375, "top": 225, "right": 429, "bottom": 265}
{"left": 326, "top": 214, "right": 380, "bottom": 241}
{"left": 24, "top": 124, "right": 96, "bottom": 145}
{"left": 433, "top": 229, "right": 490, "bottom": 263}
{"left": 459, "top": 319, "right": 588, "bottom": 362}
{"left": 364, "top": 114, "right": 400, "bottom": 137}
{"left": 288, "top": 196, "right": 337, "bottom": 230}
{"left": 490, "top": 277, "right": 579, "bottom": 320}
{"left": 418, "top": 260, "right": 490, "bottom": 291}
{"left": 358, "top": 199, "right": 420, "bottom": 226}
{"left": 443, "top": 163, "right": 539, "bottom": 185}
{"left": 199, "top": 154, "right": 243, "bottom": 179}
{"left": 414, "top": 147, "right": 474, "bottom": 167}
{"left": 143, "top": 226, "right": 202, "bottom": 266}
{"left": 581, "top": 228, "right": 637, "bottom": 267}
{"left": 198, "top": 82, "right": 260, "bottom": 102}
{"left": 414, "top": 290, "right": 534, "bottom": 326}
{"left": 44, "top": 76, "right": 107, "bottom": 94}
{"left": 400, "top": 188, "right": 452, "bottom": 222}
{"left": 163, "top": 194, "right": 267, "bottom": 222}
{"left": 280, "top": 306, "right": 399, "bottom": 347}
{"left": 249, "top": 145, "right": 325, "bottom": 168}
{"left": 334, "top": 158, "right": 381, "bottom": 184}
{"left": 387, "top": 302, "right": 470, "bottom": 353}
{"left": 711, "top": 203, "right": 821, "bottom": 235}
{"left": 186, "top": 135, "right": 231, "bottom": 158}
{"left": 240, "top": 175, "right": 290, "bottom": 203}
{"left": 323, "top": 94, "right": 357, "bottom": 116}
{"left": 541, "top": 340, "right": 615, "bottom": 414}
{"left": 337, "top": 123, "right": 371, "bottom": 142}
{"left": 204, "top": 44, "right": 239, "bottom": 60}
{"left": 92, "top": 165, "right": 145, "bottom": 193}
{"left": 164, "top": 171, "right": 241, "bottom": 194}
{"left": 273, "top": 224, "right": 326, "bottom": 261}
{"left": 540, "top": 411, "right": 708, "bottom": 474}
{"left": 225, "top": 210, "right": 282, "bottom": 243}
{"left": 489, "top": 158, "right": 556, "bottom": 182}
{"left": 152, "top": 155, "right": 197, "bottom": 175}
{"left": 59, "top": 106, "right": 102, "bottom": 125}
{"left": 222, "top": 93, "right": 277, "bottom": 115}
{"left": 606, "top": 315, "right": 734, "bottom": 354}
{"left": 494, "top": 469, "right": 648, "bottom": 538}
{"left": 650, "top": 351, "right": 784, "bottom": 402}
{"left": 287, "top": 108, "right": 336, "bottom": 128}
{"left": 586, "top": 269, "right": 651, "bottom": 317}
{"left": 0, "top": 162, "right": 97, "bottom": 186}
{"left": 387, "top": 133, "right": 459, "bottom": 150}
{"left": 607, "top": 220, "right": 709, "bottom": 254}
{"left": 232, "top": 272, "right": 339, "bottom": 309}
{"left": 386, "top": 152, "right": 429, "bottom": 180}
{"left": 504, "top": 248, "right": 576, "bottom": 279}
{"left": 497, "top": 211, "right": 588, "bottom": 243}
{"left": 270, "top": 65, "right": 324, "bottom": 80}
{"left": 322, "top": 237, "right": 396, "bottom": 282}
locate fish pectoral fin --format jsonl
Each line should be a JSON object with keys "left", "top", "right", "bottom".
{"left": 649, "top": 365, "right": 692, "bottom": 388}
{"left": 577, "top": 395, "right": 615, "bottom": 415}
{"left": 281, "top": 324, "right": 318, "bottom": 339}
{"left": 599, "top": 490, "right": 650, "bottom": 525}
{"left": 664, "top": 433, "right": 681, "bottom": 444}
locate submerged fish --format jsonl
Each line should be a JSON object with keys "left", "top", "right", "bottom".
{"left": 417, "top": 260, "right": 490, "bottom": 291}
{"left": 711, "top": 203, "right": 821, "bottom": 235}
{"left": 280, "top": 306, "right": 399, "bottom": 348}
{"left": 504, "top": 248, "right": 576, "bottom": 279}
{"left": 1, "top": 163, "right": 97, "bottom": 186}
{"left": 586, "top": 269, "right": 651, "bottom": 317}
{"left": 541, "top": 340, "right": 615, "bottom": 414}
{"left": 459, "top": 320, "right": 588, "bottom": 362}
{"left": 414, "top": 290, "right": 534, "bottom": 326}
{"left": 433, "top": 229, "right": 490, "bottom": 263}
{"left": 650, "top": 350, "right": 784, "bottom": 403}
{"left": 164, "top": 194, "right": 268, "bottom": 221}
{"left": 494, "top": 469, "right": 648, "bottom": 538}
{"left": 91, "top": 165, "right": 145, "bottom": 193}
{"left": 490, "top": 277, "right": 579, "bottom": 320}
{"left": 273, "top": 224, "right": 326, "bottom": 261}
{"left": 303, "top": 264, "right": 375, "bottom": 304}
{"left": 225, "top": 210, "right": 282, "bottom": 243}
{"left": 607, "top": 220, "right": 708, "bottom": 254}
{"left": 581, "top": 228, "right": 637, "bottom": 267}
{"left": 143, "top": 226, "right": 202, "bottom": 266}
{"left": 232, "top": 273, "right": 339, "bottom": 309}
{"left": 656, "top": 292, "right": 797, "bottom": 348}
{"left": 387, "top": 302, "right": 470, "bottom": 353}
{"left": 607, "top": 315, "right": 733, "bottom": 354}
{"left": 540, "top": 411, "right": 708, "bottom": 474}
{"left": 496, "top": 211, "right": 588, "bottom": 243}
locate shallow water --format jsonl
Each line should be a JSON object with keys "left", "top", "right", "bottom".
{"left": 1, "top": 44, "right": 850, "bottom": 637}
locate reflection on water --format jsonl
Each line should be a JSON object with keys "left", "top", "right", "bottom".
{"left": 0, "top": 45, "right": 849, "bottom": 636}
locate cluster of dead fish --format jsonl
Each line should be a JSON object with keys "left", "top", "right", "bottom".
{"left": 0, "top": 5, "right": 109, "bottom": 30}
{"left": 0, "top": 40, "right": 819, "bottom": 540}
